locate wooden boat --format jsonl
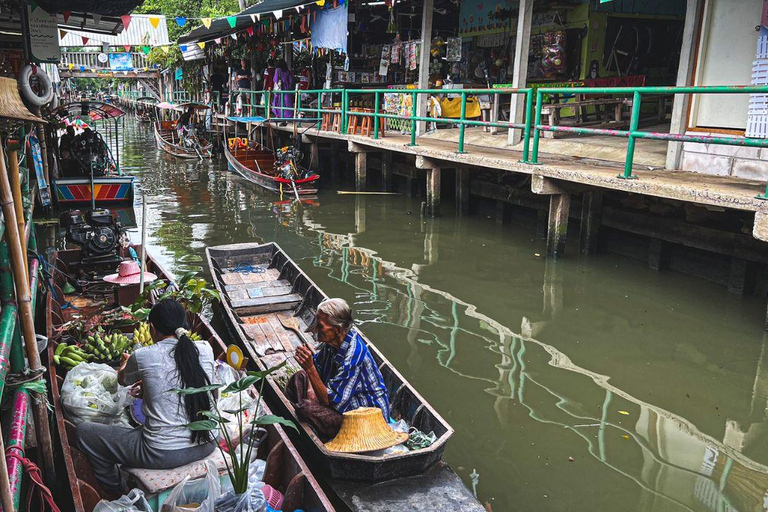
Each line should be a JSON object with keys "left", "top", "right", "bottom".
{"left": 48, "top": 102, "right": 135, "bottom": 206}
{"left": 45, "top": 246, "right": 335, "bottom": 512}
{"left": 154, "top": 102, "right": 213, "bottom": 159}
{"left": 135, "top": 97, "right": 156, "bottom": 124}
{"left": 206, "top": 242, "right": 453, "bottom": 480}
{"left": 224, "top": 137, "right": 319, "bottom": 196}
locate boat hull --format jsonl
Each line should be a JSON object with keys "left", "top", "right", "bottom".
{"left": 52, "top": 176, "right": 134, "bottom": 205}
{"left": 224, "top": 141, "right": 318, "bottom": 195}
{"left": 206, "top": 242, "right": 454, "bottom": 483}
{"left": 45, "top": 247, "right": 334, "bottom": 512}
{"left": 154, "top": 123, "right": 212, "bottom": 159}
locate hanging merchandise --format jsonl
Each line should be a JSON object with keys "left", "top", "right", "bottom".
{"left": 311, "top": 5, "right": 348, "bottom": 53}
{"left": 379, "top": 45, "right": 390, "bottom": 77}
{"left": 391, "top": 43, "right": 399, "bottom": 64}
{"left": 446, "top": 37, "right": 462, "bottom": 62}
{"left": 343, "top": 54, "right": 349, "bottom": 71}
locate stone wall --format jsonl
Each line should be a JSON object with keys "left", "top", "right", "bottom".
{"left": 681, "top": 132, "right": 768, "bottom": 180}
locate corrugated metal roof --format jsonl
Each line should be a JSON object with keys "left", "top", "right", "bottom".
{"left": 59, "top": 15, "right": 170, "bottom": 47}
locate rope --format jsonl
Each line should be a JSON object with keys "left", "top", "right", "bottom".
{"left": 5, "top": 448, "right": 61, "bottom": 512}
{"left": 232, "top": 263, "right": 266, "bottom": 274}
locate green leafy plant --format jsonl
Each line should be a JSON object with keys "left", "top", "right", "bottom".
{"left": 172, "top": 361, "right": 295, "bottom": 494}
{"left": 121, "top": 272, "right": 220, "bottom": 320}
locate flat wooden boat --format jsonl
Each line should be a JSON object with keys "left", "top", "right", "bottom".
{"left": 154, "top": 120, "right": 213, "bottom": 159}
{"left": 45, "top": 247, "right": 334, "bottom": 512}
{"left": 206, "top": 242, "right": 452, "bottom": 481}
{"left": 224, "top": 138, "right": 319, "bottom": 196}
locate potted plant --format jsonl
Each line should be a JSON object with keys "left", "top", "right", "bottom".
{"left": 172, "top": 361, "right": 295, "bottom": 510}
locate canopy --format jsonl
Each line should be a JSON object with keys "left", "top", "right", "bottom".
{"left": 59, "top": 15, "right": 170, "bottom": 47}
{"left": 178, "top": 0, "right": 314, "bottom": 44}
{"left": 155, "top": 102, "right": 176, "bottom": 110}
{"left": 177, "top": 103, "right": 212, "bottom": 111}
{"left": 48, "top": 102, "right": 126, "bottom": 124}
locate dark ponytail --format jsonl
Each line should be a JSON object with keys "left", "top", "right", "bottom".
{"left": 148, "top": 299, "right": 212, "bottom": 443}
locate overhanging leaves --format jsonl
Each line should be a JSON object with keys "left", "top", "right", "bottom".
{"left": 170, "top": 383, "right": 223, "bottom": 395}
{"left": 246, "top": 361, "right": 287, "bottom": 380}
{"left": 255, "top": 414, "right": 298, "bottom": 431}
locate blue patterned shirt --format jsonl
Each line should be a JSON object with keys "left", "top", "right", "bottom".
{"left": 313, "top": 328, "right": 390, "bottom": 419}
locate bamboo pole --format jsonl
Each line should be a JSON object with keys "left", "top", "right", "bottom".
{"left": 0, "top": 143, "right": 55, "bottom": 481}
{"left": 0, "top": 429, "right": 14, "bottom": 512}
{"left": 8, "top": 151, "right": 26, "bottom": 266}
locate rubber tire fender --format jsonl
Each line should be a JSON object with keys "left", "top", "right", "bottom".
{"left": 19, "top": 65, "right": 54, "bottom": 108}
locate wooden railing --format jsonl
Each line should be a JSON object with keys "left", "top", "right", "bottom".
{"left": 59, "top": 51, "right": 152, "bottom": 71}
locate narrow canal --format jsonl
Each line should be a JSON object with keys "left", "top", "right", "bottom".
{"left": 110, "top": 119, "right": 768, "bottom": 511}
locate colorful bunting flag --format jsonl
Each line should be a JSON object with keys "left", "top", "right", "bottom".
{"left": 180, "top": 45, "right": 187, "bottom": 52}
{"left": 79, "top": 65, "right": 85, "bottom": 72}
{"left": 175, "top": 16, "right": 187, "bottom": 27}
{"left": 124, "top": 45, "right": 131, "bottom": 52}
{"left": 246, "top": 26, "right": 254, "bottom": 36}
{"left": 81, "top": 36, "right": 89, "bottom": 45}
{"left": 273, "top": 10, "right": 282, "bottom": 19}
{"left": 250, "top": 14, "right": 257, "bottom": 24}
{"left": 215, "top": 37, "right": 222, "bottom": 44}
{"left": 202, "top": 18, "right": 212, "bottom": 29}
{"left": 161, "top": 46, "right": 170, "bottom": 53}
{"left": 92, "top": 13, "right": 102, "bottom": 25}
{"left": 63, "top": 11, "right": 71, "bottom": 23}
{"left": 121, "top": 14, "right": 131, "bottom": 30}
{"left": 141, "top": 46, "right": 150, "bottom": 54}
{"left": 59, "top": 29, "right": 66, "bottom": 40}
{"left": 29, "top": 1, "right": 37, "bottom": 12}
{"left": 316, "top": 0, "right": 325, "bottom": 6}
{"left": 149, "top": 16, "right": 161, "bottom": 29}
{"left": 226, "top": 16, "right": 236, "bottom": 28}
{"left": 197, "top": 42, "right": 206, "bottom": 49}
{"left": 68, "top": 63, "right": 74, "bottom": 70}
{"left": 230, "top": 33, "right": 237, "bottom": 40}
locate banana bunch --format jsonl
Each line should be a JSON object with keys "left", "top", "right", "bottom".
{"left": 189, "top": 332, "right": 202, "bottom": 341}
{"left": 133, "top": 323, "right": 153, "bottom": 346}
{"left": 53, "top": 342, "right": 89, "bottom": 370}
{"left": 82, "top": 332, "right": 132, "bottom": 364}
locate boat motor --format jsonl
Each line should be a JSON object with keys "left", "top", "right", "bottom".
{"left": 60, "top": 208, "right": 126, "bottom": 265}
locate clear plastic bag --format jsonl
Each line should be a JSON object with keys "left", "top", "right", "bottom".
{"left": 93, "top": 489, "right": 152, "bottom": 512}
{"left": 216, "top": 460, "right": 267, "bottom": 512}
{"left": 61, "top": 363, "right": 128, "bottom": 425}
{"left": 161, "top": 460, "right": 221, "bottom": 512}
{"left": 215, "top": 362, "right": 263, "bottom": 444}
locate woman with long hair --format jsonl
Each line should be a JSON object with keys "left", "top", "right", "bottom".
{"left": 75, "top": 299, "right": 217, "bottom": 496}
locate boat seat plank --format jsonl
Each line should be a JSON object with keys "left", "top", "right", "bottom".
{"left": 230, "top": 294, "right": 302, "bottom": 314}
{"left": 221, "top": 268, "right": 279, "bottom": 287}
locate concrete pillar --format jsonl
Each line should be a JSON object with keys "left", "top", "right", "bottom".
{"left": 426, "top": 167, "right": 441, "bottom": 217}
{"left": 382, "top": 151, "right": 393, "bottom": 192}
{"left": 415, "top": 0, "right": 434, "bottom": 136}
{"left": 665, "top": 0, "right": 704, "bottom": 170}
{"left": 355, "top": 152, "right": 367, "bottom": 191}
{"left": 648, "top": 239, "right": 672, "bottom": 271}
{"left": 496, "top": 200, "right": 510, "bottom": 225}
{"left": 728, "top": 257, "right": 753, "bottom": 295}
{"left": 579, "top": 191, "right": 603, "bottom": 256}
{"left": 310, "top": 142, "right": 320, "bottom": 171}
{"left": 507, "top": 0, "right": 533, "bottom": 145}
{"left": 546, "top": 194, "right": 570, "bottom": 258}
{"left": 456, "top": 167, "right": 470, "bottom": 215}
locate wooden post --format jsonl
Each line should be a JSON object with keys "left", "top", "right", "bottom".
{"left": 508, "top": 0, "right": 533, "bottom": 145}
{"left": 381, "top": 151, "right": 393, "bottom": 192}
{"left": 426, "top": 167, "right": 441, "bottom": 217}
{"left": 578, "top": 190, "right": 602, "bottom": 255}
{"left": 0, "top": 143, "right": 55, "bottom": 480}
{"left": 310, "top": 142, "right": 320, "bottom": 172}
{"left": 648, "top": 239, "right": 672, "bottom": 271}
{"left": 355, "top": 152, "right": 367, "bottom": 192}
{"left": 495, "top": 200, "right": 510, "bottom": 225}
{"left": 415, "top": 0, "right": 434, "bottom": 136}
{"left": 8, "top": 151, "right": 26, "bottom": 265}
{"left": 728, "top": 257, "right": 753, "bottom": 295}
{"left": 456, "top": 167, "right": 469, "bottom": 215}
{"left": 546, "top": 194, "right": 570, "bottom": 258}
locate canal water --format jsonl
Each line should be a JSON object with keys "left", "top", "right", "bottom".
{"left": 113, "top": 119, "right": 768, "bottom": 511}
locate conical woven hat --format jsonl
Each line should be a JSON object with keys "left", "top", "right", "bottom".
{"left": 325, "top": 407, "right": 409, "bottom": 454}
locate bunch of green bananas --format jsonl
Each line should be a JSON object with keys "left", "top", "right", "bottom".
{"left": 189, "top": 332, "right": 202, "bottom": 341}
{"left": 133, "top": 322, "right": 153, "bottom": 346}
{"left": 53, "top": 342, "right": 89, "bottom": 370}
{"left": 82, "top": 332, "right": 131, "bottom": 364}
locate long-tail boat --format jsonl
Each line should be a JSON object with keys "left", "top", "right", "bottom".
{"left": 135, "top": 97, "right": 156, "bottom": 123}
{"left": 45, "top": 246, "right": 334, "bottom": 512}
{"left": 206, "top": 242, "right": 485, "bottom": 511}
{"left": 153, "top": 102, "right": 213, "bottom": 159}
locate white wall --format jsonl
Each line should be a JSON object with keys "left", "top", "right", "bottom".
{"left": 690, "top": 0, "right": 762, "bottom": 130}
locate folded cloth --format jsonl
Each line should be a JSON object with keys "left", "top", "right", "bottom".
{"left": 284, "top": 370, "right": 342, "bottom": 441}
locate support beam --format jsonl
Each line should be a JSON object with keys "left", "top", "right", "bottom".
{"left": 546, "top": 194, "right": 570, "bottom": 258}
{"left": 579, "top": 191, "right": 603, "bottom": 255}
{"left": 666, "top": 0, "right": 704, "bottom": 170}
{"left": 355, "top": 152, "right": 367, "bottom": 192}
{"left": 382, "top": 151, "right": 393, "bottom": 192}
{"left": 507, "top": 0, "right": 533, "bottom": 145}
{"left": 456, "top": 167, "right": 470, "bottom": 215}
{"left": 415, "top": 0, "right": 434, "bottom": 136}
{"left": 496, "top": 200, "right": 510, "bottom": 224}
{"left": 310, "top": 142, "right": 320, "bottom": 171}
{"left": 728, "top": 257, "right": 754, "bottom": 295}
{"left": 648, "top": 239, "right": 672, "bottom": 271}
{"left": 426, "top": 167, "right": 441, "bottom": 217}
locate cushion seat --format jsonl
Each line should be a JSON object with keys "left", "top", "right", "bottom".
{"left": 123, "top": 449, "right": 230, "bottom": 494}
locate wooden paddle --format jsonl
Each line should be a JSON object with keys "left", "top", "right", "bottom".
{"left": 278, "top": 315, "right": 312, "bottom": 348}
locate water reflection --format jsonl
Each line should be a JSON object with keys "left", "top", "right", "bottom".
{"left": 110, "top": 119, "right": 768, "bottom": 512}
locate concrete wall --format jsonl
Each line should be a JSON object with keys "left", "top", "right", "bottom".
{"left": 682, "top": 137, "right": 768, "bottom": 179}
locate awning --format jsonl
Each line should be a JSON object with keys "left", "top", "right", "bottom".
{"left": 59, "top": 15, "right": 170, "bottom": 47}
{"left": 39, "top": 0, "right": 143, "bottom": 16}
{"left": 178, "top": 0, "right": 314, "bottom": 44}
{"left": 48, "top": 102, "right": 126, "bottom": 124}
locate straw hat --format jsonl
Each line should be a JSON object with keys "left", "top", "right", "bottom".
{"left": 103, "top": 260, "right": 157, "bottom": 285}
{"left": 325, "top": 407, "right": 409, "bottom": 454}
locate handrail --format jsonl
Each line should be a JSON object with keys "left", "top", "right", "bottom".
{"left": 225, "top": 85, "right": 768, "bottom": 197}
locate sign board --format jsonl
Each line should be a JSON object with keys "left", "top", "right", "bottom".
{"left": 24, "top": 6, "right": 60, "bottom": 63}
{"left": 109, "top": 53, "right": 134, "bottom": 71}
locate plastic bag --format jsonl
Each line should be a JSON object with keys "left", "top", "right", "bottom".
{"left": 215, "top": 362, "right": 264, "bottom": 444}
{"left": 93, "top": 489, "right": 152, "bottom": 512}
{"left": 161, "top": 460, "right": 221, "bottom": 512}
{"left": 61, "top": 363, "right": 128, "bottom": 425}
{"left": 216, "top": 460, "right": 267, "bottom": 512}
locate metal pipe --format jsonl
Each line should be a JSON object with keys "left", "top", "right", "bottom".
{"left": 409, "top": 92, "right": 418, "bottom": 147}
{"left": 457, "top": 92, "right": 467, "bottom": 154}
{"left": 531, "top": 90, "right": 544, "bottom": 164}
{"left": 0, "top": 304, "right": 18, "bottom": 400}
{"left": 621, "top": 91, "right": 642, "bottom": 179}
{"left": 522, "top": 90, "right": 534, "bottom": 163}
{"left": 6, "top": 388, "right": 29, "bottom": 511}
{"left": 373, "top": 91, "right": 380, "bottom": 140}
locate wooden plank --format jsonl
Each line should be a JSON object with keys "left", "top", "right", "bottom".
{"left": 266, "top": 314, "right": 298, "bottom": 353}
{"left": 257, "top": 315, "right": 285, "bottom": 353}
{"left": 240, "top": 323, "right": 270, "bottom": 352}
{"left": 221, "top": 273, "right": 244, "bottom": 286}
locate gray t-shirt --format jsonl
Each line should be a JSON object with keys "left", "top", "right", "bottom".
{"left": 124, "top": 337, "right": 217, "bottom": 451}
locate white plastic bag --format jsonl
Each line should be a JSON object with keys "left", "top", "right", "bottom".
{"left": 93, "top": 489, "right": 152, "bottom": 512}
{"left": 216, "top": 460, "right": 267, "bottom": 512}
{"left": 214, "top": 362, "right": 263, "bottom": 444}
{"left": 61, "top": 363, "right": 128, "bottom": 425}
{"left": 161, "top": 460, "right": 221, "bottom": 512}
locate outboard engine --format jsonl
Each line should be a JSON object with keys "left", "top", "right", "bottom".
{"left": 60, "top": 208, "right": 126, "bottom": 265}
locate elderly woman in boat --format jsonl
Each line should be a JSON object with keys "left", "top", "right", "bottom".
{"left": 75, "top": 299, "right": 217, "bottom": 496}
{"left": 290, "top": 298, "right": 390, "bottom": 439}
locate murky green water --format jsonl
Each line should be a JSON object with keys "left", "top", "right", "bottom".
{"left": 109, "top": 119, "right": 768, "bottom": 511}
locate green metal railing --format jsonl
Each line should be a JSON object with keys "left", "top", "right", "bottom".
{"left": 227, "top": 85, "right": 768, "bottom": 197}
